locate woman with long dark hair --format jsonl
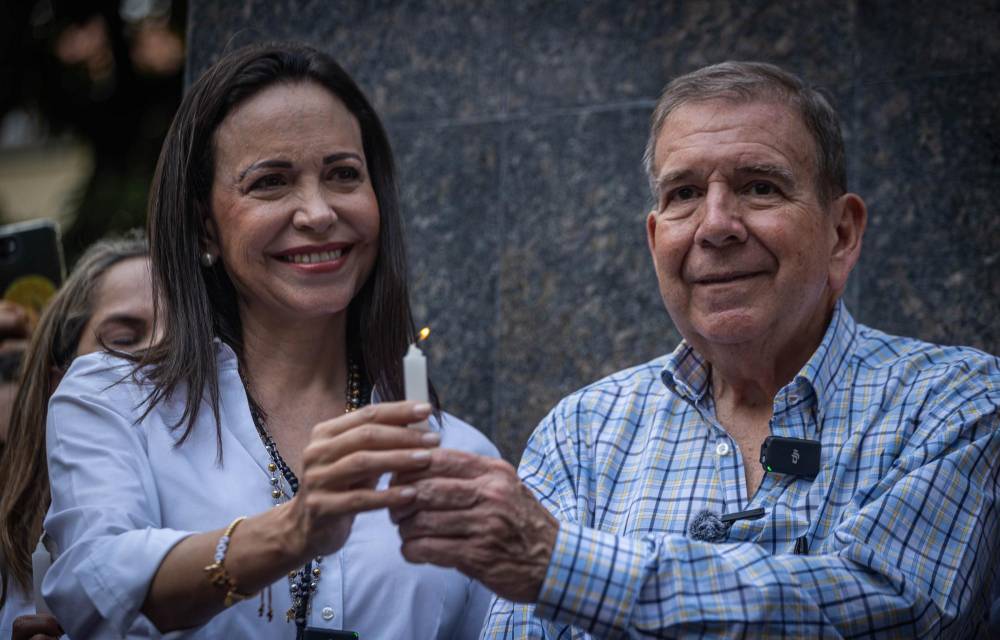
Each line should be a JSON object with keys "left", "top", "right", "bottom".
{"left": 0, "top": 231, "right": 155, "bottom": 639}
{"left": 42, "top": 43, "right": 497, "bottom": 638}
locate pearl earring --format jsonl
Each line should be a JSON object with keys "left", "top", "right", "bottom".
{"left": 200, "top": 251, "right": 217, "bottom": 267}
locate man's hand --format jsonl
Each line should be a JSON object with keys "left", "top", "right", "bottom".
{"left": 390, "top": 449, "right": 559, "bottom": 603}
{"left": 283, "top": 401, "right": 439, "bottom": 559}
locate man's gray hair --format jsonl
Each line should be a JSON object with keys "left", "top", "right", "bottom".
{"left": 642, "top": 61, "right": 846, "bottom": 204}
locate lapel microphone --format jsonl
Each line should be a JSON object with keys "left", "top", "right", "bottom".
{"left": 689, "top": 437, "right": 821, "bottom": 544}
{"left": 688, "top": 507, "right": 765, "bottom": 543}
{"left": 759, "top": 436, "right": 821, "bottom": 478}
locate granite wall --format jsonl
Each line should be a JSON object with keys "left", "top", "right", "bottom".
{"left": 187, "top": 0, "right": 1000, "bottom": 462}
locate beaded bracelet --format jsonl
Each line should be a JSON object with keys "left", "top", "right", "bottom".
{"left": 203, "top": 515, "right": 255, "bottom": 607}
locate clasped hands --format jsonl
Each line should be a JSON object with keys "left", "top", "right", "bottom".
{"left": 287, "top": 400, "right": 558, "bottom": 603}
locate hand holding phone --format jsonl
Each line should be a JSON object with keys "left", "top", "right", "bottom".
{"left": 0, "top": 300, "right": 30, "bottom": 341}
{"left": 0, "top": 219, "right": 65, "bottom": 327}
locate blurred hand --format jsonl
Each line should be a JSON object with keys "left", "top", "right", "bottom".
{"left": 11, "top": 613, "right": 63, "bottom": 639}
{"left": 390, "top": 450, "right": 559, "bottom": 603}
{"left": 285, "top": 401, "right": 442, "bottom": 559}
{"left": 0, "top": 301, "right": 30, "bottom": 444}
{"left": 0, "top": 300, "right": 30, "bottom": 348}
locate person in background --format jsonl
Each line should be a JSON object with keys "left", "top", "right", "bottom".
{"left": 392, "top": 61, "right": 1000, "bottom": 638}
{"left": 42, "top": 42, "right": 497, "bottom": 639}
{"left": 0, "top": 230, "right": 156, "bottom": 640}
{"left": 0, "top": 301, "right": 31, "bottom": 457}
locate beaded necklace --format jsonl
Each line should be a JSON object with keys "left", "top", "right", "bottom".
{"left": 243, "top": 359, "right": 364, "bottom": 636}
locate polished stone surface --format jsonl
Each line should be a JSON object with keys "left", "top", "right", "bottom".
{"left": 854, "top": 168, "right": 1000, "bottom": 353}
{"left": 495, "top": 108, "right": 677, "bottom": 460}
{"left": 390, "top": 122, "right": 504, "bottom": 441}
{"left": 851, "top": 71, "right": 1000, "bottom": 353}
{"left": 189, "top": 0, "right": 1000, "bottom": 461}
{"left": 506, "top": 0, "right": 853, "bottom": 113}
{"left": 854, "top": 73, "right": 1000, "bottom": 175}
{"left": 856, "top": 1, "right": 1000, "bottom": 79}
{"left": 187, "top": 0, "right": 508, "bottom": 122}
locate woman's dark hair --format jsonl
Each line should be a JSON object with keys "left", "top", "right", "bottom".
{"left": 142, "top": 42, "right": 425, "bottom": 450}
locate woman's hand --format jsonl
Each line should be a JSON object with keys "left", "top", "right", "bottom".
{"left": 142, "top": 401, "right": 440, "bottom": 631}
{"left": 10, "top": 613, "right": 63, "bottom": 640}
{"left": 284, "top": 401, "right": 441, "bottom": 559}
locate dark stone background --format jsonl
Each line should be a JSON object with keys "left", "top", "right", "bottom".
{"left": 188, "top": 0, "right": 1000, "bottom": 462}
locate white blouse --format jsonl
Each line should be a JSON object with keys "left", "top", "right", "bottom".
{"left": 0, "top": 558, "right": 32, "bottom": 638}
{"left": 44, "top": 342, "right": 499, "bottom": 639}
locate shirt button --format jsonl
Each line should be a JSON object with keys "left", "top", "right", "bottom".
{"left": 321, "top": 606, "right": 335, "bottom": 621}
{"left": 715, "top": 441, "right": 730, "bottom": 456}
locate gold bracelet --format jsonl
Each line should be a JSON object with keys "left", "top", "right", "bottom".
{"left": 203, "top": 516, "right": 255, "bottom": 607}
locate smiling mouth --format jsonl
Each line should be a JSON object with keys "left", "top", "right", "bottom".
{"left": 276, "top": 247, "right": 350, "bottom": 264}
{"left": 694, "top": 271, "right": 764, "bottom": 285}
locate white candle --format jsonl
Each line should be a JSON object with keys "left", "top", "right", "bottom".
{"left": 403, "top": 342, "right": 430, "bottom": 430}
{"left": 31, "top": 539, "right": 52, "bottom": 615}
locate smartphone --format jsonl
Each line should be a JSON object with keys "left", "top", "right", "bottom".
{"left": 0, "top": 219, "right": 65, "bottom": 318}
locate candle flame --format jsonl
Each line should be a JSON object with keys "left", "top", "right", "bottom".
{"left": 418, "top": 327, "right": 431, "bottom": 342}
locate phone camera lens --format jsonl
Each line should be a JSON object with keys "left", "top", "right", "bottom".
{"left": 0, "top": 237, "right": 18, "bottom": 260}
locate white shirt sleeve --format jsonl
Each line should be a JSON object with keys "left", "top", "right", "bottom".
{"left": 43, "top": 356, "right": 194, "bottom": 638}
{"left": 0, "top": 569, "right": 34, "bottom": 639}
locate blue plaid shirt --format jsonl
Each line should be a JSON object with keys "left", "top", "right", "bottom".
{"left": 483, "top": 302, "right": 1000, "bottom": 638}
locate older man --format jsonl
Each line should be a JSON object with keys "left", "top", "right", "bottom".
{"left": 392, "top": 62, "right": 1000, "bottom": 637}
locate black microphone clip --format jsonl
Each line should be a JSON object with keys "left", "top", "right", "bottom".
{"left": 719, "top": 507, "right": 765, "bottom": 524}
